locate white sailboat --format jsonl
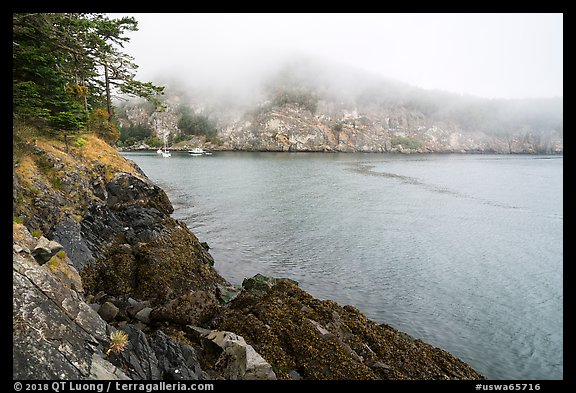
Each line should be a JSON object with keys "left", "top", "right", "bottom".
{"left": 160, "top": 140, "right": 171, "bottom": 158}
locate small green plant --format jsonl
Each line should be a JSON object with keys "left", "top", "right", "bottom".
{"left": 56, "top": 250, "right": 67, "bottom": 259}
{"left": 13, "top": 216, "right": 24, "bottom": 224}
{"left": 31, "top": 229, "right": 43, "bottom": 238}
{"left": 36, "top": 157, "right": 53, "bottom": 173}
{"left": 106, "top": 330, "right": 129, "bottom": 355}
{"left": 73, "top": 136, "right": 87, "bottom": 148}
{"left": 53, "top": 178, "right": 62, "bottom": 190}
{"left": 390, "top": 136, "right": 423, "bottom": 150}
{"left": 47, "top": 255, "right": 62, "bottom": 271}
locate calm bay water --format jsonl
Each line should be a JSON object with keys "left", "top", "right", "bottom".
{"left": 122, "top": 151, "right": 563, "bottom": 380}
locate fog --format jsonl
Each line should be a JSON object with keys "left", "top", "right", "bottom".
{"left": 108, "top": 13, "right": 562, "bottom": 102}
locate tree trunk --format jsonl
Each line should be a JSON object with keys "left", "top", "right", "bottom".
{"left": 104, "top": 62, "right": 112, "bottom": 122}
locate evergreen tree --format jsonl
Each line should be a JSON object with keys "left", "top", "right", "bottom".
{"left": 13, "top": 13, "right": 164, "bottom": 143}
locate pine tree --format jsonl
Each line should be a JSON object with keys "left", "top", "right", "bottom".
{"left": 13, "top": 13, "right": 164, "bottom": 144}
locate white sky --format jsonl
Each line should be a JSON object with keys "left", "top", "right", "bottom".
{"left": 109, "top": 13, "right": 563, "bottom": 100}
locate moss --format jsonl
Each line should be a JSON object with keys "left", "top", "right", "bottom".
{"left": 13, "top": 216, "right": 24, "bottom": 224}
{"left": 47, "top": 255, "right": 60, "bottom": 270}
{"left": 207, "top": 279, "right": 484, "bottom": 380}
{"left": 31, "top": 229, "right": 43, "bottom": 238}
{"left": 89, "top": 252, "right": 138, "bottom": 297}
{"left": 47, "top": 254, "right": 69, "bottom": 276}
{"left": 210, "top": 281, "right": 377, "bottom": 380}
{"left": 56, "top": 250, "right": 66, "bottom": 259}
{"left": 80, "top": 223, "right": 224, "bottom": 302}
{"left": 45, "top": 253, "right": 83, "bottom": 292}
{"left": 134, "top": 225, "right": 225, "bottom": 301}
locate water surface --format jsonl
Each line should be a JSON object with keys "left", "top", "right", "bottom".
{"left": 123, "top": 151, "right": 563, "bottom": 380}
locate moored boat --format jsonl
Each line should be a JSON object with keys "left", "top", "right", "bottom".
{"left": 188, "top": 147, "right": 212, "bottom": 156}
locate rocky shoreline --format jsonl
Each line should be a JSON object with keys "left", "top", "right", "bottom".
{"left": 119, "top": 144, "right": 564, "bottom": 156}
{"left": 13, "top": 134, "right": 485, "bottom": 380}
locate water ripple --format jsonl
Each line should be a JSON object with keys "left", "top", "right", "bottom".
{"left": 347, "top": 162, "right": 523, "bottom": 210}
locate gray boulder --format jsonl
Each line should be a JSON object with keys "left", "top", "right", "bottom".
{"left": 189, "top": 326, "right": 276, "bottom": 380}
{"left": 98, "top": 302, "right": 119, "bottom": 322}
{"left": 31, "top": 236, "right": 64, "bottom": 264}
{"left": 216, "top": 283, "right": 242, "bottom": 304}
{"left": 134, "top": 307, "right": 153, "bottom": 324}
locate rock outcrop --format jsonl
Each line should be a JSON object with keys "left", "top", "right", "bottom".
{"left": 216, "top": 103, "right": 562, "bottom": 154}
{"left": 13, "top": 223, "right": 217, "bottom": 381}
{"left": 13, "top": 223, "right": 127, "bottom": 380}
{"left": 206, "top": 276, "right": 484, "bottom": 380}
{"left": 110, "top": 325, "right": 209, "bottom": 380}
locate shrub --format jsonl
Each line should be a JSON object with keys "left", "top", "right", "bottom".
{"left": 145, "top": 136, "right": 163, "bottom": 148}
{"left": 73, "top": 137, "right": 87, "bottom": 148}
{"left": 31, "top": 229, "right": 43, "bottom": 238}
{"left": 390, "top": 136, "right": 423, "bottom": 150}
{"left": 271, "top": 88, "right": 318, "bottom": 113}
{"left": 89, "top": 108, "right": 120, "bottom": 145}
{"left": 13, "top": 216, "right": 24, "bottom": 224}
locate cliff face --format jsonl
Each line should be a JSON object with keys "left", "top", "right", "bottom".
{"left": 216, "top": 101, "right": 562, "bottom": 154}
{"left": 120, "top": 97, "right": 563, "bottom": 154}
{"left": 13, "top": 132, "right": 484, "bottom": 380}
{"left": 116, "top": 63, "right": 563, "bottom": 154}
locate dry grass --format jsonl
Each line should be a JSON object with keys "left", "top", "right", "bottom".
{"left": 80, "top": 134, "right": 138, "bottom": 180}
{"left": 14, "top": 155, "right": 40, "bottom": 188}
{"left": 16, "top": 133, "right": 138, "bottom": 184}
{"left": 13, "top": 132, "right": 143, "bottom": 228}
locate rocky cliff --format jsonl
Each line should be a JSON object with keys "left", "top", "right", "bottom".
{"left": 217, "top": 102, "right": 562, "bottom": 154}
{"left": 13, "top": 131, "right": 484, "bottom": 380}
{"left": 117, "top": 61, "right": 563, "bottom": 154}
